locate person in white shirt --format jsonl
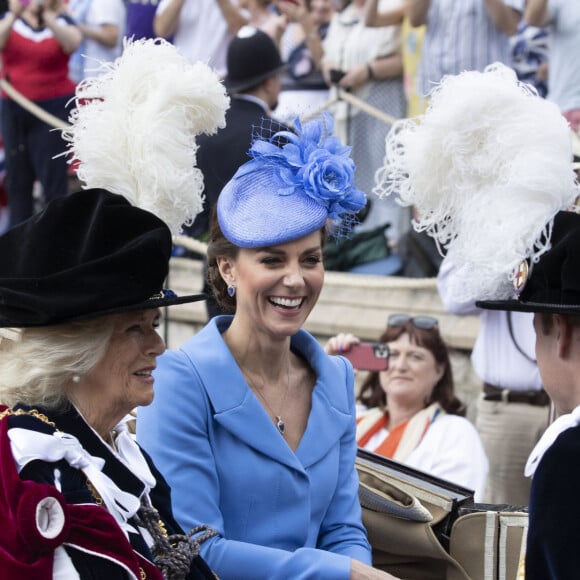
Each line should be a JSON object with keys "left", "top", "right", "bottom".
{"left": 437, "top": 258, "right": 549, "bottom": 506}
{"left": 407, "top": 0, "right": 523, "bottom": 99}
{"left": 154, "top": 0, "right": 246, "bottom": 77}
{"left": 525, "top": 0, "right": 580, "bottom": 133}
{"left": 69, "top": 0, "right": 126, "bottom": 81}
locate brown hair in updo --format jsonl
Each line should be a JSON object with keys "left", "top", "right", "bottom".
{"left": 206, "top": 208, "right": 240, "bottom": 313}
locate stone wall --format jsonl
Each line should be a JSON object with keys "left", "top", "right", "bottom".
{"left": 164, "top": 257, "right": 484, "bottom": 421}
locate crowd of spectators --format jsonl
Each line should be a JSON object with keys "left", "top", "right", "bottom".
{"left": 0, "top": 0, "right": 574, "bottom": 246}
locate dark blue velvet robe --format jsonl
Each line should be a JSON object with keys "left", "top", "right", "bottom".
{"left": 526, "top": 424, "right": 580, "bottom": 579}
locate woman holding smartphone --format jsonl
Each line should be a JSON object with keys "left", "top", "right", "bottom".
{"left": 325, "top": 314, "right": 489, "bottom": 499}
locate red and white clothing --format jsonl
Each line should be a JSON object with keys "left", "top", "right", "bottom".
{"left": 1, "top": 12, "right": 76, "bottom": 101}
{"left": 0, "top": 11, "right": 77, "bottom": 227}
{"left": 0, "top": 403, "right": 215, "bottom": 579}
{"left": 356, "top": 403, "right": 489, "bottom": 500}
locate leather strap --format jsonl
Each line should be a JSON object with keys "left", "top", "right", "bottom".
{"left": 483, "top": 383, "right": 550, "bottom": 406}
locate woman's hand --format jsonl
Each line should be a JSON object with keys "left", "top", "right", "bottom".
{"left": 338, "top": 63, "right": 372, "bottom": 91}
{"left": 8, "top": 0, "right": 27, "bottom": 17}
{"left": 1, "top": 0, "right": 26, "bottom": 50}
{"left": 43, "top": 8, "right": 83, "bottom": 55}
{"left": 351, "top": 559, "right": 400, "bottom": 579}
{"left": 324, "top": 332, "right": 360, "bottom": 354}
{"left": 276, "top": 0, "right": 309, "bottom": 24}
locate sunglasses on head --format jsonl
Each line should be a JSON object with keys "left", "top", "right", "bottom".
{"left": 387, "top": 314, "right": 439, "bottom": 330}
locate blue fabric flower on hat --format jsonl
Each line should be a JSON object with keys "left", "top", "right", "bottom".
{"left": 238, "top": 114, "right": 366, "bottom": 222}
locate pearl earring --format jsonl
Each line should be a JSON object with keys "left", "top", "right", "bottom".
{"left": 72, "top": 374, "right": 81, "bottom": 384}
{"left": 227, "top": 284, "right": 236, "bottom": 297}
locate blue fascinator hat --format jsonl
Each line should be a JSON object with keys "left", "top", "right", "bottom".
{"left": 217, "top": 115, "right": 367, "bottom": 248}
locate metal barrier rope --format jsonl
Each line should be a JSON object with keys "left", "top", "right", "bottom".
{"left": 0, "top": 79, "right": 71, "bottom": 130}
{"left": 301, "top": 88, "right": 399, "bottom": 126}
{"left": 0, "top": 79, "right": 398, "bottom": 258}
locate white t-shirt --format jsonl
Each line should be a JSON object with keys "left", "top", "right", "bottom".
{"left": 83, "top": 0, "right": 126, "bottom": 78}
{"left": 156, "top": 0, "right": 233, "bottom": 76}
{"left": 545, "top": 0, "right": 580, "bottom": 112}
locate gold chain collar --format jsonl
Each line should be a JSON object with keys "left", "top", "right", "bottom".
{"left": 0, "top": 407, "right": 56, "bottom": 428}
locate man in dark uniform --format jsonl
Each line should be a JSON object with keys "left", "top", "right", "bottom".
{"left": 476, "top": 210, "right": 580, "bottom": 579}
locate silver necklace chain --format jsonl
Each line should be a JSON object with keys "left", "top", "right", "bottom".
{"left": 244, "top": 363, "right": 291, "bottom": 436}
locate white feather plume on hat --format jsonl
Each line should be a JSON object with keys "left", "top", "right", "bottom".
{"left": 62, "top": 38, "right": 230, "bottom": 234}
{"left": 374, "top": 63, "right": 579, "bottom": 303}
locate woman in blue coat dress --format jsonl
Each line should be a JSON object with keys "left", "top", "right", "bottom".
{"left": 137, "top": 117, "right": 399, "bottom": 580}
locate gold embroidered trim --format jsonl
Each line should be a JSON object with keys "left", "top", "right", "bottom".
{"left": 0, "top": 407, "right": 56, "bottom": 427}
{"left": 85, "top": 478, "right": 104, "bottom": 505}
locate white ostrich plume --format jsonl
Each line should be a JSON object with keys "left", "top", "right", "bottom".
{"left": 374, "top": 63, "right": 579, "bottom": 303}
{"left": 62, "top": 38, "right": 230, "bottom": 234}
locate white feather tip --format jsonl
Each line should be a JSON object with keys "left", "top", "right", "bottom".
{"left": 62, "top": 38, "right": 230, "bottom": 234}
{"left": 374, "top": 63, "right": 579, "bottom": 302}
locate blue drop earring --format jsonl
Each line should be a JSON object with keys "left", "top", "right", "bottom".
{"left": 227, "top": 284, "right": 236, "bottom": 297}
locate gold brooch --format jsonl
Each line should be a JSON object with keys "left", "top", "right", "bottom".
{"left": 513, "top": 260, "right": 529, "bottom": 297}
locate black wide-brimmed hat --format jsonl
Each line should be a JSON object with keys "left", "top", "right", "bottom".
{"left": 477, "top": 211, "right": 580, "bottom": 315}
{"left": 0, "top": 189, "right": 205, "bottom": 327}
{"left": 224, "top": 26, "right": 286, "bottom": 93}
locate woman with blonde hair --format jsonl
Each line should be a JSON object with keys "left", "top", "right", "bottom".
{"left": 0, "top": 37, "right": 229, "bottom": 578}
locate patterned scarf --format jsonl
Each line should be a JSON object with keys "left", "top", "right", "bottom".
{"left": 356, "top": 402, "right": 443, "bottom": 462}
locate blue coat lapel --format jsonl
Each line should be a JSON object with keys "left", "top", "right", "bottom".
{"left": 184, "top": 317, "right": 353, "bottom": 471}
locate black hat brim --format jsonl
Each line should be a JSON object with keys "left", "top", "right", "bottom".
{"left": 476, "top": 298, "right": 580, "bottom": 315}
{"left": 224, "top": 64, "right": 287, "bottom": 93}
{"left": 66, "top": 292, "right": 207, "bottom": 324}
{"left": 0, "top": 292, "right": 207, "bottom": 327}
{"left": 0, "top": 189, "right": 208, "bottom": 328}
{"left": 477, "top": 212, "right": 580, "bottom": 316}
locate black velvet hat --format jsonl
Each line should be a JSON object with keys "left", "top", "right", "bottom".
{"left": 224, "top": 26, "right": 286, "bottom": 93}
{"left": 477, "top": 211, "right": 580, "bottom": 315}
{"left": 0, "top": 189, "right": 205, "bottom": 327}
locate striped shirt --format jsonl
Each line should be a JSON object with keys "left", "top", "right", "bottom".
{"left": 417, "top": 0, "right": 524, "bottom": 98}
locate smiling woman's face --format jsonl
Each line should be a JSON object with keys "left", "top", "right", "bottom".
{"left": 218, "top": 230, "right": 325, "bottom": 340}
{"left": 380, "top": 332, "right": 444, "bottom": 409}
{"left": 70, "top": 309, "right": 165, "bottom": 434}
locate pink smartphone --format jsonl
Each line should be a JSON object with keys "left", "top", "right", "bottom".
{"left": 343, "top": 342, "right": 389, "bottom": 372}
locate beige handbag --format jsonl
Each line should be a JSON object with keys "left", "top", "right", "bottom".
{"left": 448, "top": 507, "right": 527, "bottom": 580}
{"left": 356, "top": 449, "right": 528, "bottom": 580}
